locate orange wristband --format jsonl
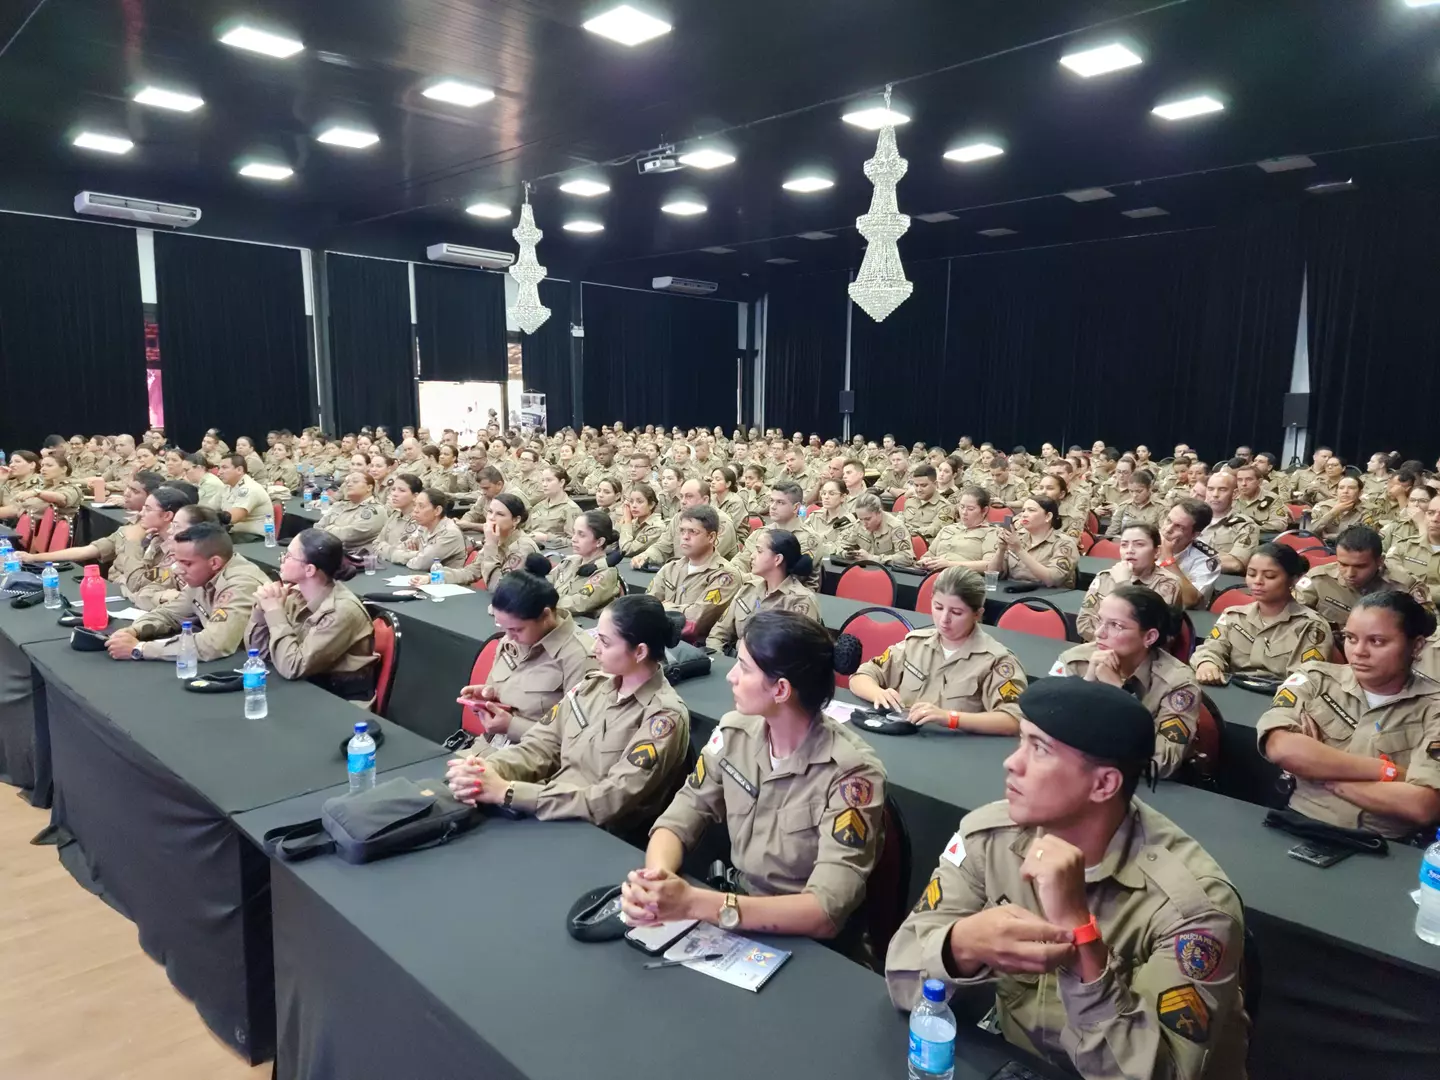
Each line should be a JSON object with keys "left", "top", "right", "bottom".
{"left": 1379, "top": 757, "right": 1399, "bottom": 782}
{"left": 1072, "top": 913, "right": 1101, "bottom": 945}
{"left": 947, "top": 711, "right": 960, "bottom": 730}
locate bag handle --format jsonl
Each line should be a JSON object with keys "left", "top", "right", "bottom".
{"left": 263, "top": 818, "right": 337, "bottom": 862}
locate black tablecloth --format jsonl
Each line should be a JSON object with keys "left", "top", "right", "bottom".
{"left": 78, "top": 502, "right": 127, "bottom": 544}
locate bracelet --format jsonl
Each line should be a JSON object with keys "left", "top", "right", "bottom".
{"left": 1379, "top": 757, "right": 1399, "bottom": 783}
{"left": 1157, "top": 557, "right": 1175, "bottom": 568}
{"left": 1072, "top": 913, "right": 1102, "bottom": 946}
{"left": 947, "top": 711, "right": 960, "bottom": 730}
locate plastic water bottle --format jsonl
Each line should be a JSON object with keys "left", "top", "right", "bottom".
{"left": 302, "top": 488, "right": 313, "bottom": 508}
{"left": 907, "top": 979, "right": 956, "bottom": 1080}
{"left": 1417, "top": 829, "right": 1440, "bottom": 945}
{"left": 263, "top": 513, "right": 277, "bottom": 548}
{"left": 347, "top": 722, "right": 377, "bottom": 793}
{"left": 242, "top": 649, "right": 268, "bottom": 719}
{"left": 175, "top": 620, "right": 198, "bottom": 679}
{"left": 80, "top": 564, "right": 108, "bottom": 630}
{"left": 429, "top": 560, "right": 443, "bottom": 586}
{"left": 1, "top": 538, "right": 18, "bottom": 577}
{"left": 41, "top": 562, "right": 61, "bottom": 609}
{"left": 319, "top": 491, "right": 331, "bottom": 509}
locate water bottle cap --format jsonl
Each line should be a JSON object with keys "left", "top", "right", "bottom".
{"left": 248, "top": 649, "right": 259, "bottom": 657}
{"left": 354, "top": 721, "right": 368, "bottom": 734}
{"left": 181, "top": 620, "right": 193, "bottom": 629}
{"left": 45, "top": 561, "right": 54, "bottom": 567}
{"left": 921, "top": 978, "right": 946, "bottom": 1002}
{"left": 83, "top": 564, "right": 100, "bottom": 576}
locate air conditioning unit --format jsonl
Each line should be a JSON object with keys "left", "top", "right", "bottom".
{"left": 652, "top": 276, "right": 717, "bottom": 296}
{"left": 426, "top": 243, "right": 514, "bottom": 269}
{"left": 74, "top": 191, "right": 201, "bottom": 228}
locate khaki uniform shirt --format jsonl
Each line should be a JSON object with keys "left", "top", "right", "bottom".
{"left": 1049, "top": 644, "right": 1202, "bottom": 778}
{"left": 715, "top": 492, "right": 753, "bottom": 545}
{"left": 854, "top": 627, "right": 1026, "bottom": 714}
{"left": 986, "top": 477, "right": 1031, "bottom": 512}
{"left": 1293, "top": 562, "right": 1429, "bottom": 642}
{"left": 93, "top": 527, "right": 168, "bottom": 600}
{"left": 1001, "top": 529, "right": 1080, "bottom": 589}
{"left": 1198, "top": 512, "right": 1259, "bottom": 569}
{"left": 1258, "top": 663, "right": 1440, "bottom": 838}
{"left": 371, "top": 507, "right": 420, "bottom": 555}
{"left": 1380, "top": 517, "right": 1420, "bottom": 552}
{"left": 646, "top": 550, "right": 743, "bottom": 642}
{"left": 638, "top": 511, "right": 738, "bottom": 565}
{"left": 902, "top": 494, "right": 957, "bottom": 542}
{"left": 1305, "top": 476, "right": 1340, "bottom": 506}
{"left": 0, "top": 474, "right": 43, "bottom": 512}
{"left": 459, "top": 487, "right": 530, "bottom": 527}
{"left": 481, "top": 608, "right": 598, "bottom": 741}
{"left": 266, "top": 461, "right": 301, "bottom": 493}
{"left": 705, "top": 574, "right": 819, "bottom": 652}
{"left": 654, "top": 710, "right": 887, "bottom": 929}
{"left": 1235, "top": 493, "right": 1290, "bottom": 533}
{"left": 839, "top": 511, "right": 918, "bottom": 568}
{"left": 528, "top": 497, "right": 582, "bottom": 539}
{"left": 1287, "top": 468, "right": 1321, "bottom": 502}
{"left": 1076, "top": 565, "right": 1184, "bottom": 642}
{"left": 131, "top": 553, "right": 271, "bottom": 661}
{"left": 885, "top": 799, "right": 1248, "bottom": 1079}
{"left": 1104, "top": 498, "right": 1165, "bottom": 538}
{"left": 101, "top": 455, "right": 137, "bottom": 492}
{"left": 1385, "top": 535, "right": 1440, "bottom": 606}
{"left": 741, "top": 517, "right": 821, "bottom": 590}
{"left": 488, "top": 669, "right": 689, "bottom": 832}
{"left": 551, "top": 554, "right": 624, "bottom": 617}
{"left": 218, "top": 478, "right": 272, "bottom": 535}
{"left": 384, "top": 517, "right": 467, "bottom": 571}
{"left": 926, "top": 523, "right": 999, "bottom": 566}
{"left": 803, "top": 510, "right": 855, "bottom": 560}
{"left": 318, "top": 497, "right": 385, "bottom": 553}
{"left": 20, "top": 479, "right": 83, "bottom": 522}
{"left": 446, "top": 530, "right": 541, "bottom": 589}
{"left": 877, "top": 467, "right": 911, "bottom": 496}
{"left": 512, "top": 473, "right": 545, "bottom": 507}
{"left": 243, "top": 452, "right": 266, "bottom": 482}
{"left": 618, "top": 515, "right": 666, "bottom": 558}
{"left": 1190, "top": 600, "right": 1332, "bottom": 679}
{"left": 244, "top": 582, "right": 377, "bottom": 681}
{"left": 1309, "top": 499, "right": 1375, "bottom": 543}
{"left": 1058, "top": 491, "right": 1091, "bottom": 539}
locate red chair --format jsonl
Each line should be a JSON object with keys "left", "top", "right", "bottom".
{"left": 1272, "top": 530, "right": 1319, "bottom": 553}
{"left": 1298, "top": 545, "right": 1336, "bottom": 567}
{"left": 12, "top": 513, "right": 32, "bottom": 553}
{"left": 1286, "top": 504, "right": 1306, "bottom": 525}
{"left": 806, "top": 504, "right": 821, "bottom": 516}
{"left": 836, "top": 564, "right": 897, "bottom": 606}
{"left": 836, "top": 608, "right": 913, "bottom": 689}
{"left": 986, "top": 507, "right": 1012, "bottom": 525}
{"left": 30, "top": 507, "right": 55, "bottom": 555}
{"left": 1181, "top": 693, "right": 1223, "bottom": 786}
{"left": 462, "top": 634, "right": 505, "bottom": 735}
{"left": 1085, "top": 512, "right": 1100, "bottom": 535}
{"left": 910, "top": 535, "right": 928, "bottom": 558}
{"left": 1209, "top": 585, "right": 1251, "bottom": 613}
{"left": 272, "top": 502, "right": 285, "bottom": 534}
{"left": 1166, "top": 611, "right": 1196, "bottom": 662}
{"left": 46, "top": 518, "right": 71, "bottom": 553}
{"left": 996, "top": 598, "right": 1070, "bottom": 641}
{"left": 1088, "top": 538, "right": 1121, "bottom": 560}
{"left": 747, "top": 516, "right": 763, "bottom": 534}
{"left": 892, "top": 493, "right": 908, "bottom": 513}
{"left": 1077, "top": 531, "right": 1096, "bottom": 555}
{"left": 913, "top": 571, "right": 940, "bottom": 615}
{"left": 362, "top": 604, "right": 401, "bottom": 717}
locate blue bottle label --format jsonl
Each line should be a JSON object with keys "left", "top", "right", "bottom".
{"left": 243, "top": 670, "right": 265, "bottom": 691}
{"left": 1421, "top": 861, "right": 1440, "bottom": 890}
{"left": 908, "top": 1032, "right": 954, "bottom": 1074}
{"left": 348, "top": 749, "right": 376, "bottom": 774}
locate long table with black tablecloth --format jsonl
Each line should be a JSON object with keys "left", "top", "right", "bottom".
{"left": 77, "top": 500, "right": 128, "bottom": 544}
{"left": 24, "top": 637, "right": 445, "bottom": 1063}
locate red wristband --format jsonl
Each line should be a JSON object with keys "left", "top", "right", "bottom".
{"left": 1379, "top": 756, "right": 1399, "bottom": 783}
{"left": 947, "top": 711, "right": 960, "bottom": 730}
{"left": 1072, "top": 913, "right": 1101, "bottom": 945}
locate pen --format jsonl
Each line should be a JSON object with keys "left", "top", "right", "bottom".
{"left": 643, "top": 952, "right": 724, "bottom": 970}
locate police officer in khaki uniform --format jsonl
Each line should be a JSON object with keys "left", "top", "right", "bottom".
{"left": 24, "top": 452, "right": 84, "bottom": 522}
{"left": 383, "top": 488, "right": 466, "bottom": 570}
{"left": 265, "top": 443, "right": 302, "bottom": 494}
{"left": 244, "top": 529, "right": 378, "bottom": 702}
{"left": 988, "top": 497, "right": 1080, "bottom": 589}
{"left": 901, "top": 464, "right": 956, "bottom": 542}
{"left": 708, "top": 466, "right": 753, "bottom": 545}
{"left": 317, "top": 472, "right": 386, "bottom": 554}
{"left": 1102, "top": 470, "right": 1164, "bottom": 537}
{"left": 617, "top": 483, "right": 667, "bottom": 559}
{"left": 984, "top": 454, "right": 1031, "bottom": 512}
{"left": 1309, "top": 474, "right": 1376, "bottom": 544}
{"left": 633, "top": 480, "right": 737, "bottom": 565}
{"left": 839, "top": 493, "right": 917, "bottom": 568}
{"left": 706, "top": 529, "right": 819, "bottom": 653}
{"left": 625, "top": 612, "right": 886, "bottom": 950}
{"left": 1076, "top": 523, "right": 1183, "bottom": 641}
{"left": 1198, "top": 472, "right": 1260, "bottom": 574}
{"left": 214, "top": 455, "right": 272, "bottom": 538}
{"left": 646, "top": 505, "right": 743, "bottom": 644}
{"left": 877, "top": 450, "right": 912, "bottom": 499}
{"left": 0, "top": 450, "right": 44, "bottom": 519}
{"left": 1295, "top": 525, "right": 1429, "bottom": 644}
{"left": 448, "top": 595, "right": 689, "bottom": 837}
{"left": 919, "top": 489, "right": 1001, "bottom": 572}
{"left": 886, "top": 678, "right": 1249, "bottom": 1079}
{"left": 1386, "top": 492, "right": 1440, "bottom": 606}
{"left": 1233, "top": 464, "right": 1289, "bottom": 532}
{"left": 527, "top": 467, "right": 583, "bottom": 544}
{"left": 802, "top": 479, "right": 855, "bottom": 560}
{"left": 739, "top": 482, "right": 820, "bottom": 589}
{"left": 541, "top": 511, "right": 625, "bottom": 618}
{"left": 1259, "top": 592, "right": 1440, "bottom": 839}
{"left": 444, "top": 493, "right": 541, "bottom": 590}
{"left": 105, "top": 523, "right": 270, "bottom": 663}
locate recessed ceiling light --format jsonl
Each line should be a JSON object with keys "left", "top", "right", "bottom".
{"left": 701, "top": 246, "right": 736, "bottom": 254}
{"left": 677, "top": 148, "right": 736, "bottom": 170}
{"left": 842, "top": 106, "right": 911, "bottom": 130}
{"left": 1059, "top": 42, "right": 1143, "bottom": 78}
{"left": 1152, "top": 95, "right": 1225, "bottom": 121}
{"left": 1122, "top": 206, "right": 1169, "bottom": 218}
{"left": 423, "top": 80, "right": 495, "bottom": 107}
{"left": 915, "top": 212, "right": 959, "bottom": 223}
{"left": 1404, "top": 1, "right": 1440, "bottom": 8}
{"left": 466, "top": 202, "right": 511, "bottom": 219}
{"left": 944, "top": 142, "right": 1005, "bottom": 164}
{"left": 317, "top": 126, "right": 379, "bottom": 149}
{"left": 1256, "top": 155, "right": 1316, "bottom": 173}
{"left": 1307, "top": 178, "right": 1356, "bottom": 195}
{"left": 219, "top": 25, "right": 304, "bottom": 58}
{"left": 134, "top": 86, "right": 204, "bottom": 112}
{"left": 978, "top": 227, "right": 1017, "bottom": 237}
{"left": 661, "top": 200, "right": 706, "bottom": 216}
{"left": 582, "top": 5, "right": 672, "bottom": 46}
{"left": 559, "top": 178, "right": 610, "bottom": 197}
{"left": 782, "top": 176, "right": 833, "bottom": 193}
{"left": 238, "top": 162, "right": 293, "bottom": 181}
{"left": 797, "top": 231, "right": 835, "bottom": 240}
{"left": 765, "top": 257, "right": 799, "bottom": 265}
{"left": 1062, "top": 187, "right": 1114, "bottom": 202}
{"left": 563, "top": 219, "right": 605, "bottom": 233}
{"left": 73, "top": 132, "right": 133, "bottom": 155}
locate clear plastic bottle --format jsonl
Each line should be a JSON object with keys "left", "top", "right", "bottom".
{"left": 319, "top": 491, "right": 332, "bottom": 510}
{"left": 175, "top": 620, "right": 198, "bottom": 679}
{"left": 302, "top": 487, "right": 313, "bottom": 508}
{"left": 347, "top": 722, "right": 377, "bottom": 793}
{"left": 263, "top": 513, "right": 277, "bottom": 548}
{"left": 41, "top": 562, "right": 61, "bottom": 608}
{"left": 1, "top": 538, "right": 19, "bottom": 577}
{"left": 429, "top": 560, "right": 443, "bottom": 586}
{"left": 907, "top": 979, "right": 956, "bottom": 1080}
{"left": 1416, "top": 828, "right": 1440, "bottom": 945}
{"left": 242, "top": 649, "right": 268, "bottom": 719}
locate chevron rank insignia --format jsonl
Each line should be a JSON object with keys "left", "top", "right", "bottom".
{"left": 1158, "top": 985, "right": 1210, "bottom": 1044}
{"left": 912, "top": 879, "right": 942, "bottom": 914}
{"left": 626, "top": 742, "right": 658, "bottom": 770}
{"left": 832, "top": 808, "right": 868, "bottom": 849}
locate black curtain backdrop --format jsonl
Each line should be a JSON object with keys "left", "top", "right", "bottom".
{"left": 327, "top": 255, "right": 416, "bottom": 434}
{"left": 850, "top": 261, "right": 951, "bottom": 442}
{"left": 581, "top": 285, "right": 737, "bottom": 430}
{"left": 763, "top": 269, "right": 848, "bottom": 438}
{"left": 413, "top": 264, "right": 506, "bottom": 382}
{"left": 0, "top": 214, "right": 147, "bottom": 447}
{"left": 155, "top": 233, "right": 310, "bottom": 450}
{"left": 521, "top": 278, "right": 574, "bottom": 428}
{"left": 1304, "top": 192, "right": 1440, "bottom": 464}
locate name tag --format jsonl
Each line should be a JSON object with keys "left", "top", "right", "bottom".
{"left": 568, "top": 693, "right": 590, "bottom": 729}
{"left": 719, "top": 757, "right": 758, "bottom": 799}
{"left": 1319, "top": 692, "right": 1356, "bottom": 729}
{"left": 903, "top": 660, "right": 926, "bottom": 682}
{"left": 501, "top": 649, "right": 518, "bottom": 671}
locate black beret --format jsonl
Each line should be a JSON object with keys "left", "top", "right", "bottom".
{"left": 1016, "top": 677, "right": 1154, "bottom": 767}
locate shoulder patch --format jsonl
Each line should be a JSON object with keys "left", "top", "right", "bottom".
{"left": 1427, "top": 740, "right": 1440, "bottom": 763}
{"left": 1282, "top": 671, "right": 1308, "bottom": 688}
{"left": 649, "top": 712, "right": 677, "bottom": 739}
{"left": 1272, "top": 688, "right": 1297, "bottom": 708}
{"left": 1048, "top": 659, "right": 1067, "bottom": 676}
{"left": 1164, "top": 688, "right": 1196, "bottom": 712}
{"left": 940, "top": 830, "right": 966, "bottom": 866}
{"left": 840, "top": 776, "right": 874, "bottom": 808}
{"left": 688, "top": 754, "right": 707, "bottom": 788}
{"left": 626, "top": 742, "right": 659, "bottom": 770}
{"left": 913, "top": 878, "right": 942, "bottom": 914}
{"left": 1159, "top": 717, "right": 1191, "bottom": 744}
{"left": 873, "top": 647, "right": 892, "bottom": 668}
{"left": 703, "top": 727, "right": 725, "bottom": 756}
{"left": 703, "top": 587, "right": 723, "bottom": 605}
{"left": 1176, "top": 932, "right": 1225, "bottom": 982}
{"left": 998, "top": 679, "right": 1022, "bottom": 702}
{"left": 994, "top": 657, "right": 1016, "bottom": 680}
{"left": 832, "top": 807, "right": 869, "bottom": 849}
{"left": 1296, "top": 576, "right": 1312, "bottom": 591}
{"left": 1300, "top": 648, "right": 1326, "bottom": 663}
{"left": 1208, "top": 625, "right": 1222, "bottom": 639}
{"left": 1158, "top": 984, "right": 1211, "bottom": 1044}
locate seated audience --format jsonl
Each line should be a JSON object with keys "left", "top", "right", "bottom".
{"left": 528, "top": 466, "right": 582, "bottom": 545}
{"left": 839, "top": 492, "right": 918, "bottom": 569}
{"left": 1076, "top": 523, "right": 1183, "bottom": 641}
{"left": 1295, "top": 525, "right": 1428, "bottom": 644}
{"left": 988, "top": 496, "right": 1079, "bottom": 588}
{"left": 707, "top": 528, "right": 820, "bottom": 654}
{"left": 919, "top": 487, "right": 1000, "bottom": 572}
{"left": 317, "top": 471, "right": 385, "bottom": 554}
{"left": 544, "top": 511, "right": 624, "bottom": 617}
{"left": 646, "top": 505, "right": 742, "bottom": 644}
{"left": 1386, "top": 492, "right": 1440, "bottom": 606}
{"left": 901, "top": 464, "right": 956, "bottom": 542}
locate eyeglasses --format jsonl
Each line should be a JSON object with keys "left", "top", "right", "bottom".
{"left": 279, "top": 551, "right": 308, "bottom": 566}
{"left": 1093, "top": 619, "right": 1139, "bottom": 637}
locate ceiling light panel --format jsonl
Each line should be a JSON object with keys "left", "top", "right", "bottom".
{"left": 1256, "top": 155, "right": 1315, "bottom": 173}
{"left": 797, "top": 231, "right": 835, "bottom": 240}
{"left": 317, "top": 126, "right": 379, "bottom": 148}
{"left": 559, "top": 178, "right": 610, "bottom": 197}
{"left": 701, "top": 246, "right": 736, "bottom": 254}
{"left": 678, "top": 148, "right": 735, "bottom": 170}
{"left": 978, "top": 228, "right": 1016, "bottom": 237}
{"left": 239, "top": 162, "right": 293, "bottom": 181}
{"left": 661, "top": 200, "right": 706, "bottom": 216}
{"left": 563, "top": 220, "right": 605, "bottom": 233}
{"left": 944, "top": 142, "right": 1004, "bottom": 163}
{"left": 842, "top": 107, "right": 910, "bottom": 130}
{"left": 423, "top": 80, "right": 494, "bottom": 107}
{"left": 782, "top": 176, "right": 833, "bottom": 193}
{"left": 583, "top": 5, "right": 673, "bottom": 46}
{"left": 466, "top": 202, "right": 511, "bottom": 218}
{"left": 1059, "top": 42, "right": 1142, "bottom": 77}
{"left": 219, "top": 25, "right": 304, "bottom": 58}
{"left": 1062, "top": 187, "right": 1114, "bottom": 202}
{"left": 1122, "top": 206, "right": 1168, "bottom": 218}
{"left": 73, "top": 132, "right": 133, "bottom": 154}
{"left": 1152, "top": 95, "right": 1225, "bottom": 121}
{"left": 915, "top": 212, "right": 958, "bottom": 223}
{"left": 134, "top": 87, "right": 204, "bottom": 112}
{"left": 765, "top": 257, "right": 798, "bottom": 265}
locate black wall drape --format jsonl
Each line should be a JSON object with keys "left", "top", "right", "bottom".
{"left": 155, "top": 233, "right": 310, "bottom": 450}
{"left": 763, "top": 270, "right": 848, "bottom": 438}
{"left": 327, "top": 255, "right": 416, "bottom": 433}
{"left": 0, "top": 214, "right": 147, "bottom": 447}
{"left": 850, "top": 262, "right": 951, "bottom": 442}
{"left": 413, "top": 265, "right": 506, "bottom": 382}
{"left": 521, "top": 279, "right": 574, "bottom": 428}
{"left": 1304, "top": 192, "right": 1440, "bottom": 464}
{"left": 581, "top": 285, "right": 737, "bottom": 430}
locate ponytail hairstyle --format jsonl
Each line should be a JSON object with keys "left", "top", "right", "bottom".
{"left": 605, "top": 593, "right": 685, "bottom": 663}
{"left": 578, "top": 508, "right": 618, "bottom": 548}
{"left": 1252, "top": 541, "right": 1308, "bottom": 582}
{"left": 760, "top": 528, "right": 814, "bottom": 581}
{"left": 740, "top": 611, "right": 862, "bottom": 715}
{"left": 295, "top": 527, "right": 358, "bottom": 581}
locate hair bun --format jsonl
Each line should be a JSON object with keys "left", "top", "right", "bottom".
{"left": 523, "top": 552, "right": 554, "bottom": 578}
{"left": 832, "top": 633, "right": 863, "bottom": 676}
{"left": 664, "top": 609, "right": 687, "bottom": 649}
{"left": 605, "top": 547, "right": 624, "bottom": 568}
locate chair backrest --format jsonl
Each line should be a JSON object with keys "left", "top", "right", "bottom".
{"left": 1077, "top": 530, "right": 1096, "bottom": 555}
{"left": 863, "top": 797, "right": 913, "bottom": 963}
{"left": 272, "top": 502, "right": 284, "bottom": 533}
{"left": 462, "top": 634, "right": 505, "bottom": 734}
{"left": 31, "top": 506, "right": 55, "bottom": 555}
{"left": 910, "top": 534, "right": 928, "bottom": 558}
{"left": 1088, "top": 537, "right": 1121, "bottom": 560}
{"left": 1209, "top": 586, "right": 1251, "bottom": 614}
{"left": 806, "top": 504, "right": 821, "bottom": 516}
{"left": 986, "top": 507, "right": 1013, "bottom": 525}
{"left": 464, "top": 547, "right": 479, "bottom": 566}
{"left": 1272, "top": 530, "right": 1318, "bottom": 553}
{"left": 13, "top": 513, "right": 32, "bottom": 552}
{"left": 1188, "top": 692, "right": 1222, "bottom": 780}
{"left": 46, "top": 518, "right": 71, "bottom": 553}
{"left": 747, "top": 516, "right": 763, "bottom": 534}
{"left": 1241, "top": 925, "right": 1263, "bottom": 1025}
{"left": 912, "top": 571, "right": 940, "bottom": 615}
{"left": 362, "top": 604, "right": 401, "bottom": 717}
{"left": 1297, "top": 545, "right": 1336, "bottom": 566}
{"left": 1165, "top": 611, "right": 1196, "bottom": 662}
{"left": 836, "top": 564, "right": 896, "bottom": 606}
{"left": 836, "top": 608, "right": 913, "bottom": 689}
{"left": 1085, "top": 511, "right": 1100, "bottom": 535}
{"left": 995, "top": 598, "right": 1070, "bottom": 641}
{"left": 1286, "top": 504, "right": 1306, "bottom": 525}
{"left": 892, "top": 493, "right": 908, "bottom": 513}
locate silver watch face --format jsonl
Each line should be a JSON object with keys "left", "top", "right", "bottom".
{"left": 719, "top": 902, "right": 740, "bottom": 929}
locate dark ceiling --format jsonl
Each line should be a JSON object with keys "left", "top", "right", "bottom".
{"left": 2, "top": 0, "right": 1439, "bottom": 295}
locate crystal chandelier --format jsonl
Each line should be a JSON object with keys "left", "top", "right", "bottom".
{"left": 507, "top": 184, "right": 551, "bottom": 334}
{"left": 848, "top": 86, "right": 913, "bottom": 323}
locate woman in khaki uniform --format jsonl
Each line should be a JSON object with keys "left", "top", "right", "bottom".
{"left": 617, "top": 483, "right": 666, "bottom": 558}
{"left": 234, "top": 437, "right": 267, "bottom": 484}
{"left": 1103, "top": 470, "right": 1165, "bottom": 537}
{"left": 427, "top": 444, "right": 463, "bottom": 494}
{"left": 447, "top": 593, "right": 689, "bottom": 838}
{"left": 988, "top": 497, "right": 1080, "bottom": 588}
{"left": 655, "top": 466, "right": 683, "bottom": 521}
{"left": 934, "top": 456, "right": 961, "bottom": 504}
{"left": 317, "top": 472, "right": 385, "bottom": 555}
{"left": 1192, "top": 543, "right": 1333, "bottom": 684}
{"left": 528, "top": 467, "right": 583, "bottom": 545}
{"left": 838, "top": 493, "right": 917, "bottom": 568}
{"left": 245, "top": 529, "right": 378, "bottom": 702}
{"left": 918, "top": 488, "right": 999, "bottom": 573}
{"left": 709, "top": 466, "right": 753, "bottom": 545}
{"left": 706, "top": 529, "right": 820, "bottom": 654}
{"left": 1076, "top": 523, "right": 1183, "bottom": 641}
{"left": 592, "top": 477, "right": 624, "bottom": 517}
{"left": 543, "top": 511, "right": 624, "bottom": 617}
{"left": 436, "top": 493, "right": 539, "bottom": 590}
{"left": 851, "top": 567, "right": 1025, "bottom": 733}
{"left": 371, "top": 473, "right": 422, "bottom": 554}
{"left": 25, "top": 451, "right": 85, "bottom": 522}
{"left": 803, "top": 479, "right": 855, "bottom": 559}
{"left": 383, "top": 488, "right": 466, "bottom": 570}
{"left": 740, "top": 464, "right": 770, "bottom": 517}
{"left": 1309, "top": 475, "right": 1375, "bottom": 543}
{"left": 623, "top": 612, "right": 887, "bottom": 948}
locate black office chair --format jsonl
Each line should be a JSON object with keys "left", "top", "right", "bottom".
{"left": 1241, "top": 924, "right": 1263, "bottom": 1026}
{"left": 863, "top": 795, "right": 913, "bottom": 969}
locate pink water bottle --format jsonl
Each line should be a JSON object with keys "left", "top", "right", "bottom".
{"left": 80, "top": 564, "right": 108, "bottom": 631}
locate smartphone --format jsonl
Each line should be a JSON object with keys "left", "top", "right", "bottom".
{"left": 1287, "top": 840, "right": 1351, "bottom": 868}
{"left": 624, "top": 918, "right": 698, "bottom": 955}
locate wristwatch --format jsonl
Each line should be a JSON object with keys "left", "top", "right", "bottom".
{"left": 502, "top": 784, "right": 516, "bottom": 807}
{"left": 718, "top": 892, "right": 741, "bottom": 930}
{"left": 131, "top": 645, "right": 144, "bottom": 661}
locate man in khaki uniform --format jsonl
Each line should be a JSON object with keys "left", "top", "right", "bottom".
{"left": 1295, "top": 525, "right": 1429, "bottom": 642}
{"left": 739, "top": 483, "right": 820, "bottom": 589}
{"left": 840, "top": 493, "right": 917, "bottom": 568}
{"left": 105, "top": 523, "right": 270, "bottom": 662}
{"left": 98, "top": 434, "right": 138, "bottom": 492}
{"left": 984, "top": 455, "right": 1030, "bottom": 512}
{"left": 215, "top": 454, "right": 273, "bottom": 538}
{"left": 1199, "top": 472, "right": 1259, "bottom": 574}
{"left": 646, "top": 505, "right": 742, "bottom": 643}
{"left": 877, "top": 450, "right": 912, "bottom": 499}
{"left": 901, "top": 465, "right": 956, "bottom": 542}
{"left": 1233, "top": 465, "right": 1290, "bottom": 532}
{"left": 774, "top": 448, "right": 817, "bottom": 505}
{"left": 636, "top": 480, "right": 737, "bottom": 565}
{"left": 1385, "top": 493, "right": 1440, "bottom": 606}
{"left": 886, "top": 678, "right": 1248, "bottom": 1079}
